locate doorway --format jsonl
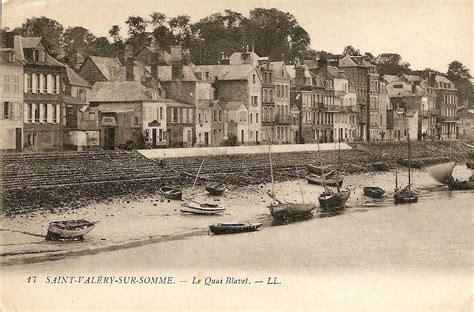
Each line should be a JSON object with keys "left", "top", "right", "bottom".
{"left": 104, "top": 127, "right": 116, "bottom": 150}
{"left": 15, "top": 128, "right": 22, "bottom": 152}
{"left": 152, "top": 129, "right": 157, "bottom": 147}
{"left": 204, "top": 132, "right": 209, "bottom": 146}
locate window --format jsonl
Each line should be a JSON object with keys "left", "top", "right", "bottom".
{"left": 2, "top": 102, "right": 12, "bottom": 119}
{"left": 3, "top": 75, "right": 10, "bottom": 93}
{"left": 42, "top": 74, "right": 47, "bottom": 93}
{"left": 252, "top": 74, "right": 256, "bottom": 84}
{"left": 134, "top": 117, "right": 139, "bottom": 125}
{"left": 218, "top": 110, "right": 222, "bottom": 122}
{"left": 250, "top": 113, "right": 253, "bottom": 124}
{"left": 26, "top": 134, "right": 37, "bottom": 147}
{"left": 173, "top": 108, "right": 178, "bottom": 123}
{"left": 34, "top": 50, "right": 40, "bottom": 62}
{"left": 34, "top": 104, "right": 40, "bottom": 123}
{"left": 256, "top": 113, "right": 259, "bottom": 123}
{"left": 269, "top": 90, "right": 273, "bottom": 102}
{"left": 159, "top": 107, "right": 163, "bottom": 119}
{"left": 28, "top": 104, "right": 33, "bottom": 123}
{"left": 52, "top": 105, "right": 57, "bottom": 123}
{"left": 281, "top": 69, "right": 284, "bottom": 77}
{"left": 52, "top": 75, "right": 57, "bottom": 93}
{"left": 251, "top": 96, "right": 258, "bottom": 106}
{"left": 13, "top": 76, "right": 20, "bottom": 92}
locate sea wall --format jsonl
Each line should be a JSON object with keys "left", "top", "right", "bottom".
{"left": 1, "top": 141, "right": 470, "bottom": 215}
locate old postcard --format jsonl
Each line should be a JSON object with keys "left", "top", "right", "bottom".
{"left": 0, "top": 0, "right": 472, "bottom": 310}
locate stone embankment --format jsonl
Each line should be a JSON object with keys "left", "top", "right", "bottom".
{"left": 1, "top": 141, "right": 471, "bottom": 215}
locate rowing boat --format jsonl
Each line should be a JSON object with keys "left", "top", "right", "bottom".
{"left": 46, "top": 219, "right": 96, "bottom": 241}
{"left": 209, "top": 222, "right": 262, "bottom": 234}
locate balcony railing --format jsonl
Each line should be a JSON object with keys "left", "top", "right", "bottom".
{"left": 274, "top": 114, "right": 292, "bottom": 124}
{"left": 439, "top": 116, "right": 459, "bottom": 122}
{"left": 197, "top": 99, "right": 218, "bottom": 108}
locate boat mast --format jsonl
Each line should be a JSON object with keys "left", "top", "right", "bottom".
{"left": 395, "top": 139, "right": 399, "bottom": 190}
{"left": 295, "top": 164, "right": 305, "bottom": 203}
{"left": 316, "top": 132, "right": 328, "bottom": 192}
{"left": 407, "top": 132, "right": 411, "bottom": 190}
{"left": 191, "top": 158, "right": 205, "bottom": 195}
{"left": 267, "top": 130, "right": 276, "bottom": 203}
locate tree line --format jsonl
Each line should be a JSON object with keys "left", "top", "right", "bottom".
{"left": 1, "top": 8, "right": 471, "bottom": 105}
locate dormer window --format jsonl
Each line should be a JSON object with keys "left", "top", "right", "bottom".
{"left": 34, "top": 50, "right": 40, "bottom": 61}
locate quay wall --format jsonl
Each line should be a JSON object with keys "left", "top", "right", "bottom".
{"left": 1, "top": 141, "right": 471, "bottom": 215}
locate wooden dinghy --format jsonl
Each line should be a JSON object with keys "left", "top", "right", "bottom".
{"left": 306, "top": 164, "right": 334, "bottom": 175}
{"left": 209, "top": 222, "right": 262, "bottom": 235}
{"left": 205, "top": 182, "right": 226, "bottom": 196}
{"left": 160, "top": 186, "right": 182, "bottom": 200}
{"left": 306, "top": 173, "right": 343, "bottom": 187}
{"left": 318, "top": 188, "right": 351, "bottom": 212}
{"left": 46, "top": 219, "right": 96, "bottom": 241}
{"left": 394, "top": 186, "right": 418, "bottom": 204}
{"left": 363, "top": 186, "right": 385, "bottom": 198}
{"left": 180, "top": 202, "right": 226, "bottom": 215}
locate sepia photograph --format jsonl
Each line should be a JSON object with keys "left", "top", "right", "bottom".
{"left": 0, "top": 0, "right": 472, "bottom": 310}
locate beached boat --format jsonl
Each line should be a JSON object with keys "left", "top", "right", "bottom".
{"left": 393, "top": 124, "right": 418, "bottom": 205}
{"left": 426, "top": 161, "right": 456, "bottom": 185}
{"left": 209, "top": 222, "right": 262, "bottom": 235}
{"left": 205, "top": 182, "right": 226, "bottom": 196}
{"left": 318, "top": 188, "right": 351, "bottom": 211}
{"left": 446, "top": 176, "right": 474, "bottom": 190}
{"left": 266, "top": 131, "right": 316, "bottom": 222}
{"left": 180, "top": 202, "right": 225, "bottom": 215}
{"left": 306, "top": 164, "right": 334, "bottom": 175}
{"left": 160, "top": 186, "right": 182, "bottom": 200}
{"left": 363, "top": 186, "right": 385, "bottom": 198}
{"left": 46, "top": 219, "right": 96, "bottom": 241}
{"left": 306, "top": 173, "right": 343, "bottom": 187}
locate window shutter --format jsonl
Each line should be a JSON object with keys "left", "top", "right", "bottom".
{"left": 47, "top": 104, "right": 53, "bottom": 123}
{"left": 56, "top": 75, "right": 60, "bottom": 94}
{"left": 47, "top": 75, "right": 52, "bottom": 93}
{"left": 24, "top": 74, "right": 28, "bottom": 93}
{"left": 39, "top": 103, "right": 45, "bottom": 123}
{"left": 56, "top": 104, "right": 61, "bottom": 123}
{"left": 39, "top": 74, "right": 44, "bottom": 93}
{"left": 23, "top": 103, "right": 28, "bottom": 122}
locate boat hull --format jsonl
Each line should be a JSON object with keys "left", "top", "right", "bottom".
{"left": 46, "top": 220, "right": 95, "bottom": 241}
{"left": 306, "top": 174, "right": 343, "bottom": 187}
{"left": 447, "top": 179, "right": 474, "bottom": 190}
{"left": 209, "top": 223, "right": 262, "bottom": 235}
{"left": 306, "top": 164, "right": 334, "bottom": 175}
{"left": 205, "top": 183, "right": 226, "bottom": 196}
{"left": 363, "top": 187, "right": 385, "bottom": 198}
{"left": 318, "top": 189, "right": 351, "bottom": 211}
{"left": 394, "top": 187, "right": 418, "bottom": 204}
{"left": 270, "top": 203, "right": 316, "bottom": 222}
{"left": 160, "top": 186, "right": 182, "bottom": 200}
{"left": 180, "top": 202, "right": 225, "bottom": 215}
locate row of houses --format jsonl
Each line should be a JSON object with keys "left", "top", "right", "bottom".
{"left": 1, "top": 36, "right": 471, "bottom": 152}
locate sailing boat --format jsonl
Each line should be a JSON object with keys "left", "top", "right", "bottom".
{"left": 181, "top": 159, "right": 226, "bottom": 215}
{"left": 426, "top": 141, "right": 474, "bottom": 190}
{"left": 266, "top": 130, "right": 316, "bottom": 222}
{"left": 317, "top": 136, "right": 351, "bottom": 212}
{"left": 394, "top": 134, "right": 418, "bottom": 204}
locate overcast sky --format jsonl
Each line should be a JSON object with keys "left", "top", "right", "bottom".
{"left": 2, "top": 0, "right": 472, "bottom": 72}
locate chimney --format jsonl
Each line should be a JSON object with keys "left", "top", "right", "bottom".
{"left": 182, "top": 48, "right": 192, "bottom": 65}
{"left": 170, "top": 46, "right": 182, "bottom": 63}
{"left": 428, "top": 72, "right": 436, "bottom": 88}
{"left": 13, "top": 35, "right": 24, "bottom": 60}
{"left": 317, "top": 59, "right": 328, "bottom": 72}
{"left": 219, "top": 52, "right": 230, "bottom": 65}
{"left": 295, "top": 65, "right": 306, "bottom": 87}
{"left": 125, "top": 44, "right": 134, "bottom": 81}
{"left": 171, "top": 46, "right": 183, "bottom": 80}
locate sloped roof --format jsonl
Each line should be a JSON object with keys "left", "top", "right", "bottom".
{"left": 403, "top": 74, "right": 421, "bottom": 83}
{"left": 435, "top": 75, "right": 454, "bottom": 84}
{"left": 326, "top": 66, "right": 346, "bottom": 79}
{"left": 157, "top": 65, "right": 199, "bottom": 81}
{"left": 90, "top": 102, "right": 141, "bottom": 113}
{"left": 338, "top": 54, "right": 374, "bottom": 68}
{"left": 20, "top": 37, "right": 43, "bottom": 49}
{"left": 222, "top": 101, "right": 248, "bottom": 111}
{"left": 338, "top": 54, "right": 358, "bottom": 67}
{"left": 193, "top": 64, "right": 256, "bottom": 81}
{"left": 88, "top": 56, "right": 123, "bottom": 81}
{"left": 64, "top": 63, "right": 90, "bottom": 87}
{"left": 383, "top": 75, "right": 401, "bottom": 83}
{"left": 64, "top": 94, "right": 88, "bottom": 106}
{"left": 89, "top": 81, "right": 160, "bottom": 102}
{"left": 285, "top": 65, "right": 312, "bottom": 79}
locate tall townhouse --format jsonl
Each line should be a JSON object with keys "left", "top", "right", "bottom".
{"left": 60, "top": 62, "right": 97, "bottom": 150}
{"left": 310, "top": 60, "right": 358, "bottom": 142}
{"left": 336, "top": 54, "right": 377, "bottom": 141}
{"left": 0, "top": 48, "right": 24, "bottom": 151}
{"left": 268, "top": 61, "right": 292, "bottom": 144}
{"left": 194, "top": 55, "right": 262, "bottom": 145}
{"left": 288, "top": 63, "right": 314, "bottom": 143}
{"left": 368, "top": 73, "right": 388, "bottom": 141}
{"left": 158, "top": 47, "right": 223, "bottom": 147}
{"left": 423, "top": 74, "right": 458, "bottom": 139}
{"left": 12, "top": 36, "right": 64, "bottom": 152}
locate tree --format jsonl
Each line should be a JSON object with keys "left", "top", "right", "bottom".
{"left": 447, "top": 61, "right": 472, "bottom": 106}
{"left": 18, "top": 16, "right": 64, "bottom": 54}
{"left": 375, "top": 53, "right": 411, "bottom": 75}
{"left": 169, "top": 15, "right": 192, "bottom": 47}
{"left": 363, "top": 52, "right": 375, "bottom": 63}
{"left": 125, "top": 15, "right": 151, "bottom": 52}
{"left": 88, "top": 37, "right": 113, "bottom": 57}
{"left": 343, "top": 45, "right": 360, "bottom": 56}
{"left": 63, "top": 26, "right": 96, "bottom": 55}
{"left": 150, "top": 12, "right": 174, "bottom": 51}
{"left": 242, "top": 8, "right": 310, "bottom": 62}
